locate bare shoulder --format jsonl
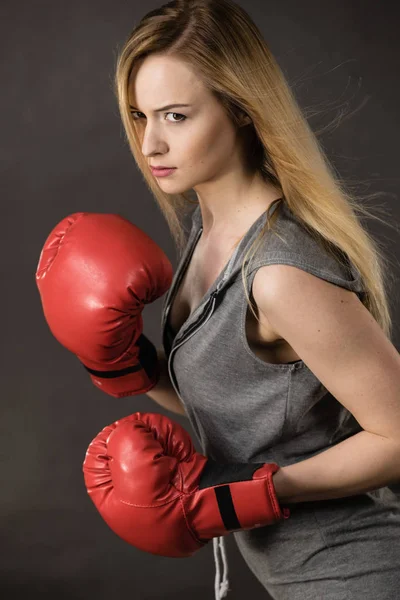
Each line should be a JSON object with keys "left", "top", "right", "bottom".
{"left": 251, "top": 263, "right": 360, "bottom": 339}
{"left": 251, "top": 265, "right": 293, "bottom": 341}
{"left": 252, "top": 264, "right": 400, "bottom": 443}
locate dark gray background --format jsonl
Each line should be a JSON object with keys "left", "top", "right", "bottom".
{"left": 2, "top": 1, "right": 400, "bottom": 598}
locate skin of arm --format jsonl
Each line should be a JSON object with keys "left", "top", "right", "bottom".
{"left": 250, "top": 263, "right": 400, "bottom": 504}
{"left": 146, "top": 347, "right": 187, "bottom": 417}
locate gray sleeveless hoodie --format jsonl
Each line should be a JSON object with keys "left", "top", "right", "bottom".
{"left": 160, "top": 200, "right": 400, "bottom": 600}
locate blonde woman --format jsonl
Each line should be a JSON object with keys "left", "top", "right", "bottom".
{"left": 57, "top": 1, "right": 400, "bottom": 599}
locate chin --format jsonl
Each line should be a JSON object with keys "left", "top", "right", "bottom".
{"left": 159, "top": 180, "right": 191, "bottom": 194}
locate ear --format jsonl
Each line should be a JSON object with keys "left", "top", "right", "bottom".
{"left": 231, "top": 105, "right": 252, "bottom": 127}
{"left": 238, "top": 113, "right": 252, "bottom": 127}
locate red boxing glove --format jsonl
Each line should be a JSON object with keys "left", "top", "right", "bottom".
{"left": 35, "top": 213, "right": 173, "bottom": 397}
{"left": 82, "top": 412, "right": 290, "bottom": 558}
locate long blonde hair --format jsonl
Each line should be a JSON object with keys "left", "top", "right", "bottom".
{"left": 114, "top": 0, "right": 398, "bottom": 340}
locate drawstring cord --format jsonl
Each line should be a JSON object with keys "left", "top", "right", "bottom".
{"left": 213, "top": 536, "right": 230, "bottom": 599}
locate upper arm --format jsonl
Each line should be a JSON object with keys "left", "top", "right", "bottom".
{"left": 252, "top": 264, "right": 400, "bottom": 441}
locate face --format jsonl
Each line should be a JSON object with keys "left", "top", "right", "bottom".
{"left": 128, "top": 54, "right": 251, "bottom": 195}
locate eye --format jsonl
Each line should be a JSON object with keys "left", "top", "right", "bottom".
{"left": 130, "top": 111, "right": 187, "bottom": 123}
{"left": 164, "top": 112, "right": 187, "bottom": 123}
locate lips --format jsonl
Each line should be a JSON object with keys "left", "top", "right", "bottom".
{"left": 150, "top": 166, "right": 177, "bottom": 178}
{"left": 150, "top": 166, "right": 176, "bottom": 174}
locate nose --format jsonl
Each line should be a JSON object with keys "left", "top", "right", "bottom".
{"left": 141, "top": 123, "right": 168, "bottom": 158}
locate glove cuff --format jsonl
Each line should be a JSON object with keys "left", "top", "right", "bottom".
{"left": 80, "top": 334, "right": 161, "bottom": 398}
{"left": 187, "top": 460, "right": 291, "bottom": 542}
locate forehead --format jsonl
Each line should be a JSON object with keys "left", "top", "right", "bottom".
{"left": 128, "top": 54, "right": 205, "bottom": 107}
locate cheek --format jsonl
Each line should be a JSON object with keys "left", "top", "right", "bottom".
{"left": 183, "top": 121, "right": 236, "bottom": 165}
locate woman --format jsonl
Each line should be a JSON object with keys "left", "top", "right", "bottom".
{"left": 113, "top": 1, "right": 400, "bottom": 598}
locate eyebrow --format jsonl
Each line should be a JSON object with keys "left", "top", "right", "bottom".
{"left": 129, "top": 103, "right": 192, "bottom": 112}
